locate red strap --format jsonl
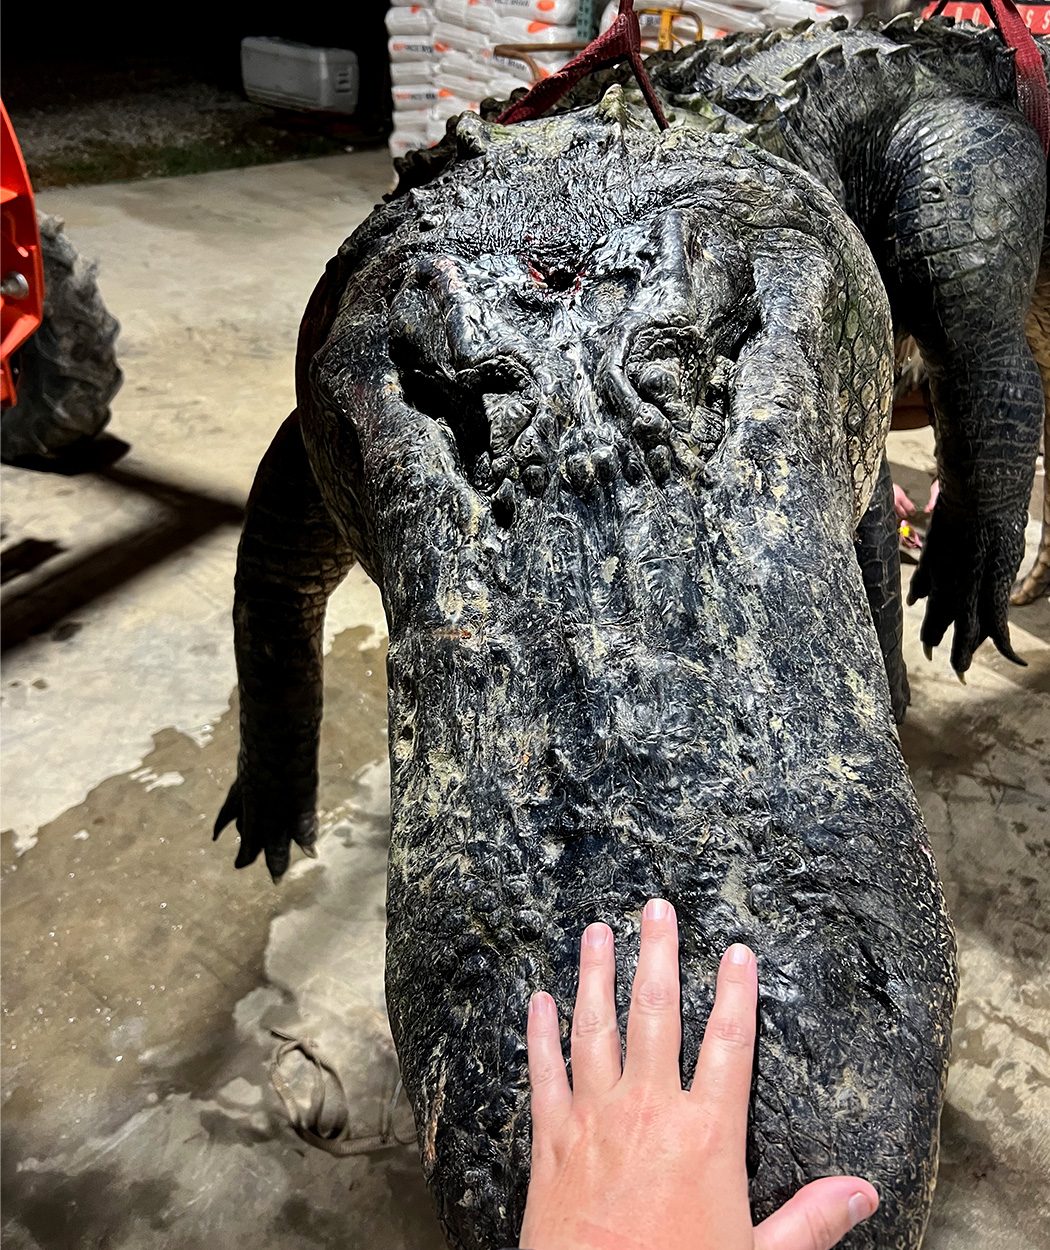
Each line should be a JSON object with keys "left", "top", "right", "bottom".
{"left": 495, "top": 0, "right": 669, "bottom": 130}
{"left": 933, "top": 0, "right": 1049, "bottom": 154}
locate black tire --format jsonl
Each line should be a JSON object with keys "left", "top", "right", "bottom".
{"left": 1, "top": 213, "right": 122, "bottom": 463}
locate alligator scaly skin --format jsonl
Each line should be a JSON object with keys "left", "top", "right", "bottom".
{"left": 471, "top": 14, "right": 1050, "bottom": 663}
{"left": 220, "top": 101, "right": 956, "bottom": 1250}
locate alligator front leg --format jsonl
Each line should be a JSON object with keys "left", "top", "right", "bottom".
{"left": 881, "top": 98, "right": 1045, "bottom": 673}
{"left": 214, "top": 413, "right": 357, "bottom": 879}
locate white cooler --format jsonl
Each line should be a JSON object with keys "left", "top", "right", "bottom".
{"left": 241, "top": 36, "right": 359, "bottom": 113}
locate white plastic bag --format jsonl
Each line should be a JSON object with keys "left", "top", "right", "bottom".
{"left": 599, "top": 0, "right": 759, "bottom": 36}
{"left": 389, "top": 35, "right": 440, "bottom": 61}
{"left": 433, "top": 88, "right": 483, "bottom": 114}
{"left": 436, "top": 64, "right": 492, "bottom": 96}
{"left": 391, "top": 60, "right": 436, "bottom": 84}
{"left": 433, "top": 19, "right": 491, "bottom": 53}
{"left": 392, "top": 82, "right": 442, "bottom": 109}
{"left": 490, "top": 45, "right": 568, "bottom": 77}
{"left": 389, "top": 130, "right": 428, "bottom": 158}
{"left": 495, "top": 0, "right": 578, "bottom": 23}
{"left": 486, "top": 15, "right": 577, "bottom": 42}
{"left": 760, "top": 0, "right": 854, "bottom": 22}
{"left": 386, "top": 5, "right": 435, "bottom": 36}
{"left": 438, "top": 47, "right": 489, "bottom": 80}
{"left": 435, "top": 0, "right": 493, "bottom": 26}
{"left": 489, "top": 69, "right": 532, "bottom": 94}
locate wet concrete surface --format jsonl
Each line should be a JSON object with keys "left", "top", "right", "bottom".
{"left": 3, "top": 632, "right": 443, "bottom": 1250}
{"left": 2, "top": 155, "right": 1049, "bottom": 1249}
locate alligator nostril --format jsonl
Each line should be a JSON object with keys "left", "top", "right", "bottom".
{"left": 545, "top": 267, "right": 578, "bottom": 292}
{"left": 491, "top": 453, "right": 515, "bottom": 483}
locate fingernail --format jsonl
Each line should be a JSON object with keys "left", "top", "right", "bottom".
{"left": 583, "top": 923, "right": 610, "bottom": 947}
{"left": 848, "top": 1191, "right": 876, "bottom": 1227}
{"left": 645, "top": 898, "right": 670, "bottom": 921}
{"left": 530, "top": 992, "right": 554, "bottom": 1017}
{"left": 727, "top": 943, "right": 751, "bottom": 965}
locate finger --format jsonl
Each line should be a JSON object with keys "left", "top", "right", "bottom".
{"left": 527, "top": 992, "right": 572, "bottom": 1140}
{"left": 754, "top": 1177, "right": 879, "bottom": 1250}
{"left": 892, "top": 484, "right": 915, "bottom": 521}
{"left": 623, "top": 899, "right": 681, "bottom": 1087}
{"left": 688, "top": 944, "right": 756, "bottom": 1151}
{"left": 570, "top": 923, "right": 622, "bottom": 1099}
{"left": 924, "top": 479, "right": 939, "bottom": 513}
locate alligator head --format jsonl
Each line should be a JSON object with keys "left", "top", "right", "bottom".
{"left": 218, "top": 94, "right": 956, "bottom": 1250}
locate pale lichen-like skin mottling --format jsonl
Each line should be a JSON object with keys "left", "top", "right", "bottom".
{"left": 476, "top": 14, "right": 1049, "bottom": 667}
{"left": 216, "top": 100, "right": 957, "bottom": 1250}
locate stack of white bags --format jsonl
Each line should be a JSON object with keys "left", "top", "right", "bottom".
{"left": 386, "top": 0, "right": 863, "bottom": 162}
{"left": 597, "top": 0, "right": 863, "bottom": 40}
{"left": 387, "top": 0, "right": 581, "bottom": 159}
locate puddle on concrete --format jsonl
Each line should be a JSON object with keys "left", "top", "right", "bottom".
{"left": 3, "top": 608, "right": 1050, "bottom": 1248}
{"left": 1, "top": 626, "right": 444, "bottom": 1250}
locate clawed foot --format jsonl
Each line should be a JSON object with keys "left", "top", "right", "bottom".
{"left": 907, "top": 505, "right": 1027, "bottom": 675}
{"left": 213, "top": 776, "right": 319, "bottom": 880}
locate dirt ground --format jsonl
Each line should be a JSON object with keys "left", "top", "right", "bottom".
{"left": 3, "top": 57, "right": 385, "bottom": 189}
{"left": 1, "top": 153, "right": 1049, "bottom": 1250}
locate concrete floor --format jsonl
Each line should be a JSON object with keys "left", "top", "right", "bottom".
{"left": 2, "top": 154, "right": 1048, "bottom": 1250}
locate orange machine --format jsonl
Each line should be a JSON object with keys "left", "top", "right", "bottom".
{"left": 1, "top": 101, "right": 44, "bottom": 408}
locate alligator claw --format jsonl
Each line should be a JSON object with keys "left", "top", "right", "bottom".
{"left": 908, "top": 504, "right": 1027, "bottom": 677}
{"left": 213, "top": 775, "right": 318, "bottom": 880}
{"left": 213, "top": 777, "right": 242, "bottom": 840}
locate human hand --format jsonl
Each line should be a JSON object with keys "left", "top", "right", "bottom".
{"left": 893, "top": 482, "right": 917, "bottom": 522}
{"left": 519, "top": 899, "right": 879, "bottom": 1250}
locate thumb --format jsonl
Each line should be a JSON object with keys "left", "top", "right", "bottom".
{"left": 753, "top": 1176, "right": 879, "bottom": 1250}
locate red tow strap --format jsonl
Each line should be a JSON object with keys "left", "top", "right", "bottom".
{"left": 495, "top": 0, "right": 669, "bottom": 130}
{"left": 934, "top": 0, "right": 1049, "bottom": 154}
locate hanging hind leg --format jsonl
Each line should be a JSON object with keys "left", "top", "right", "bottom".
{"left": 214, "top": 413, "right": 358, "bottom": 879}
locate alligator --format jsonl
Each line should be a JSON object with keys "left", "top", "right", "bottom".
{"left": 482, "top": 11, "right": 1050, "bottom": 661}
{"left": 215, "top": 89, "right": 957, "bottom": 1250}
